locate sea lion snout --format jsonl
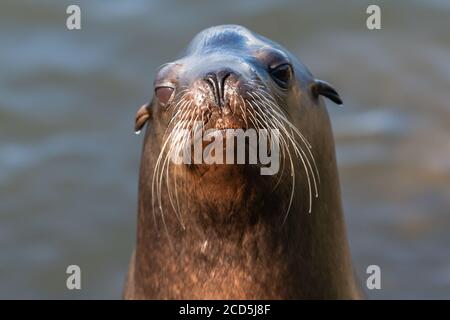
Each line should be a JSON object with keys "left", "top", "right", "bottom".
{"left": 203, "top": 68, "right": 234, "bottom": 108}
{"left": 178, "top": 66, "right": 252, "bottom": 130}
{"left": 199, "top": 67, "right": 245, "bottom": 112}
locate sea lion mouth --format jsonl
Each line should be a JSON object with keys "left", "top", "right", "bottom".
{"left": 177, "top": 78, "right": 252, "bottom": 132}
{"left": 204, "top": 111, "right": 248, "bottom": 131}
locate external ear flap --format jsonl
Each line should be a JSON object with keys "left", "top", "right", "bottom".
{"left": 135, "top": 102, "right": 151, "bottom": 133}
{"left": 312, "top": 79, "right": 343, "bottom": 105}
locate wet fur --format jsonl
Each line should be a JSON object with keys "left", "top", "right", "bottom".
{"left": 124, "top": 25, "right": 362, "bottom": 299}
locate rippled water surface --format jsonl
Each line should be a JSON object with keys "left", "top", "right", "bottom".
{"left": 1, "top": 0, "right": 449, "bottom": 298}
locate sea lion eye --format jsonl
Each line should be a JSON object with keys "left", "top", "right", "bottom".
{"left": 270, "top": 63, "right": 293, "bottom": 89}
{"left": 155, "top": 86, "right": 174, "bottom": 105}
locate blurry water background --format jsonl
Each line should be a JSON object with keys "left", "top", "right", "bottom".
{"left": 0, "top": 0, "right": 449, "bottom": 299}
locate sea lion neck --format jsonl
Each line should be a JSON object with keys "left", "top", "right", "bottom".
{"left": 131, "top": 168, "right": 359, "bottom": 299}
{"left": 133, "top": 176, "right": 306, "bottom": 299}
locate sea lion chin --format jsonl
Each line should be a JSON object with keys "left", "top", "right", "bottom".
{"left": 124, "top": 25, "right": 363, "bottom": 299}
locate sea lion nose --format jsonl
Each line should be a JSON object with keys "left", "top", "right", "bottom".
{"left": 203, "top": 69, "right": 233, "bottom": 108}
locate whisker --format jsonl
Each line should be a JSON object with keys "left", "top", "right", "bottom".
{"left": 247, "top": 87, "right": 321, "bottom": 219}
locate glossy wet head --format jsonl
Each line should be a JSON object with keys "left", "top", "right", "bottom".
{"left": 135, "top": 25, "right": 342, "bottom": 134}
{"left": 151, "top": 25, "right": 298, "bottom": 131}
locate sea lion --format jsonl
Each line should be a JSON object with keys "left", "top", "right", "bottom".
{"left": 124, "top": 25, "right": 362, "bottom": 299}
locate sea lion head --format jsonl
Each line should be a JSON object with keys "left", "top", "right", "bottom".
{"left": 136, "top": 25, "right": 341, "bottom": 131}
{"left": 135, "top": 25, "right": 342, "bottom": 223}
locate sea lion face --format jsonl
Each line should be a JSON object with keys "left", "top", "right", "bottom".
{"left": 135, "top": 25, "right": 342, "bottom": 217}
{"left": 151, "top": 29, "right": 296, "bottom": 133}
{"left": 137, "top": 25, "right": 341, "bottom": 134}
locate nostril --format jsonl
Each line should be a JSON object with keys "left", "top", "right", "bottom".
{"left": 217, "top": 70, "right": 231, "bottom": 102}
{"left": 204, "top": 73, "right": 219, "bottom": 106}
{"left": 204, "top": 70, "right": 233, "bottom": 107}
{"left": 205, "top": 73, "right": 217, "bottom": 91}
